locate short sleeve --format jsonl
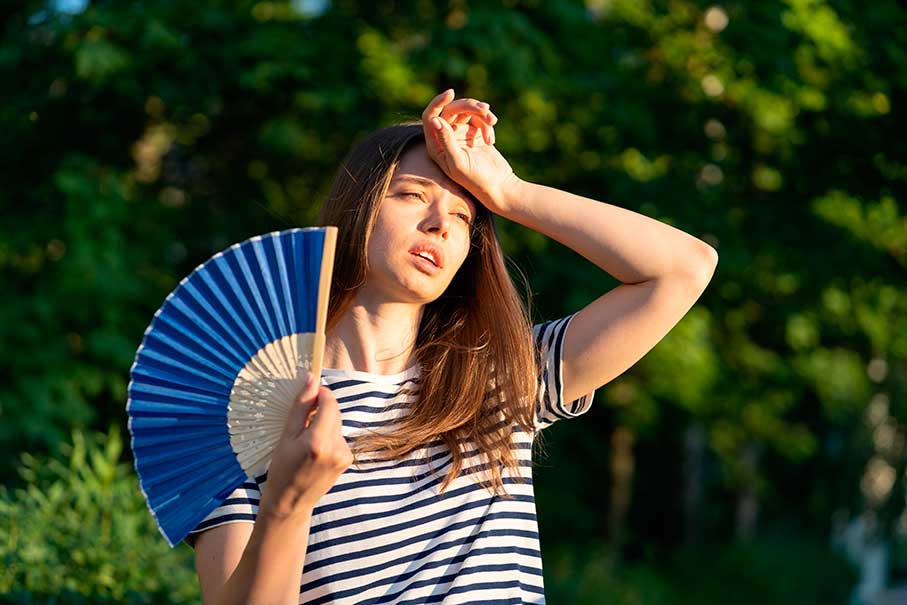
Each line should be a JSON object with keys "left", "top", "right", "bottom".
{"left": 532, "top": 313, "right": 596, "bottom": 432}
{"left": 183, "top": 476, "right": 261, "bottom": 548}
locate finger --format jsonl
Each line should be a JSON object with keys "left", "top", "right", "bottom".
{"left": 448, "top": 114, "right": 471, "bottom": 135}
{"left": 424, "top": 116, "right": 440, "bottom": 158}
{"left": 482, "top": 122, "right": 495, "bottom": 146}
{"left": 285, "top": 372, "right": 319, "bottom": 436}
{"left": 439, "top": 100, "right": 493, "bottom": 124}
{"left": 422, "top": 89, "right": 456, "bottom": 121}
{"left": 306, "top": 386, "right": 341, "bottom": 434}
{"left": 450, "top": 112, "right": 471, "bottom": 126}
{"left": 457, "top": 114, "right": 494, "bottom": 146}
{"left": 472, "top": 121, "right": 492, "bottom": 147}
{"left": 442, "top": 98, "right": 488, "bottom": 113}
{"left": 448, "top": 113, "right": 497, "bottom": 139}
{"left": 463, "top": 115, "right": 492, "bottom": 146}
{"left": 459, "top": 120, "right": 479, "bottom": 146}
{"left": 430, "top": 118, "right": 469, "bottom": 171}
{"left": 429, "top": 116, "right": 457, "bottom": 156}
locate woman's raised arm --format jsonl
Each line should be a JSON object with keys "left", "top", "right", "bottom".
{"left": 494, "top": 177, "right": 718, "bottom": 403}
{"left": 421, "top": 89, "right": 718, "bottom": 402}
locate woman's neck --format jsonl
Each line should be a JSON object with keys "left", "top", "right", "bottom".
{"left": 323, "top": 298, "right": 423, "bottom": 375}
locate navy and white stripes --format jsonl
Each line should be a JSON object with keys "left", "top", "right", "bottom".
{"left": 533, "top": 314, "right": 596, "bottom": 429}
{"left": 186, "top": 313, "right": 595, "bottom": 604}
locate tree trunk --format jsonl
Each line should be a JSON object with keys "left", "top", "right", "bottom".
{"left": 683, "top": 423, "right": 706, "bottom": 545}
{"left": 735, "top": 443, "right": 761, "bottom": 541}
{"left": 608, "top": 426, "right": 635, "bottom": 546}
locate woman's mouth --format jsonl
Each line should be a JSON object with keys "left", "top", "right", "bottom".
{"left": 410, "top": 252, "right": 441, "bottom": 273}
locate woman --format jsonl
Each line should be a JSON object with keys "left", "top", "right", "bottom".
{"left": 188, "top": 89, "right": 718, "bottom": 604}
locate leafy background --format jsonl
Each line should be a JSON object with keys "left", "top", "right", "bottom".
{"left": 1, "top": 0, "right": 905, "bottom": 602}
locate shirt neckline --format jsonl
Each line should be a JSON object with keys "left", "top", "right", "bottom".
{"left": 321, "top": 363, "right": 421, "bottom": 384}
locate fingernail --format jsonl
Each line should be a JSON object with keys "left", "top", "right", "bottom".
{"left": 432, "top": 117, "right": 443, "bottom": 130}
{"left": 305, "top": 372, "right": 314, "bottom": 387}
{"left": 478, "top": 102, "right": 489, "bottom": 109}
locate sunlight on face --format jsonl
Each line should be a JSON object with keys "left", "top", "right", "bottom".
{"left": 362, "top": 144, "right": 477, "bottom": 306}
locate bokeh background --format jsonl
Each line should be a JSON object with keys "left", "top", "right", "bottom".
{"left": 2, "top": 0, "right": 906, "bottom": 603}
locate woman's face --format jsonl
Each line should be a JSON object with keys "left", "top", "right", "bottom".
{"left": 363, "top": 143, "right": 477, "bottom": 306}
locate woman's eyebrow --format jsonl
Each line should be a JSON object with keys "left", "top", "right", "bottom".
{"left": 393, "top": 175, "right": 434, "bottom": 189}
{"left": 395, "top": 175, "right": 469, "bottom": 199}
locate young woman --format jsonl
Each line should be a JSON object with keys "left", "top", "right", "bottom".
{"left": 188, "top": 89, "right": 718, "bottom": 604}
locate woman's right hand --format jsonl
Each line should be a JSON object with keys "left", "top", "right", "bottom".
{"left": 259, "top": 372, "right": 353, "bottom": 520}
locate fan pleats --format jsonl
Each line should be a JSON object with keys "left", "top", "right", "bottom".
{"left": 127, "top": 227, "right": 334, "bottom": 547}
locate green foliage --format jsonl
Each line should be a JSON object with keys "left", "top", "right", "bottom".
{"left": 1, "top": 0, "right": 906, "bottom": 599}
{"left": 543, "top": 539, "right": 857, "bottom": 605}
{"left": 662, "top": 539, "right": 857, "bottom": 605}
{"left": 0, "top": 427, "right": 199, "bottom": 603}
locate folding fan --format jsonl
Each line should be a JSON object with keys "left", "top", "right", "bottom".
{"left": 126, "top": 226, "right": 337, "bottom": 547}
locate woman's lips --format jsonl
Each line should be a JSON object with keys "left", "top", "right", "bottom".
{"left": 410, "top": 252, "right": 441, "bottom": 273}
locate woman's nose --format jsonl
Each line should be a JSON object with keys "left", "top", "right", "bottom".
{"left": 422, "top": 206, "right": 451, "bottom": 238}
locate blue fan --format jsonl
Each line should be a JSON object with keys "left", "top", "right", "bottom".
{"left": 126, "top": 227, "right": 337, "bottom": 547}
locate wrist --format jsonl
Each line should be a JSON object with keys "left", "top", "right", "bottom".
{"left": 259, "top": 490, "right": 316, "bottom": 523}
{"left": 482, "top": 172, "right": 528, "bottom": 220}
{"left": 253, "top": 503, "right": 313, "bottom": 553}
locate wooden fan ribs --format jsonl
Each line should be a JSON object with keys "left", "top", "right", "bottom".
{"left": 126, "top": 227, "right": 337, "bottom": 546}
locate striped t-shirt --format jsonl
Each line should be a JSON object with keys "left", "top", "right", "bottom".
{"left": 187, "top": 314, "right": 596, "bottom": 604}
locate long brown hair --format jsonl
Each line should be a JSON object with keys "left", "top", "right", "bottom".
{"left": 317, "top": 122, "right": 539, "bottom": 497}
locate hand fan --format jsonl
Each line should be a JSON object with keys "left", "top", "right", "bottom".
{"left": 126, "top": 226, "right": 337, "bottom": 547}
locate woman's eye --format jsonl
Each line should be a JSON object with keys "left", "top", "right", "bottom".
{"left": 402, "top": 192, "right": 424, "bottom": 200}
{"left": 456, "top": 213, "right": 471, "bottom": 224}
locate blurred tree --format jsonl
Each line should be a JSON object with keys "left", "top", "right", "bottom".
{"left": 1, "top": 0, "right": 904, "bottom": 599}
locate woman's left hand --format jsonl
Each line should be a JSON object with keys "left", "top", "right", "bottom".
{"left": 421, "top": 89, "right": 520, "bottom": 216}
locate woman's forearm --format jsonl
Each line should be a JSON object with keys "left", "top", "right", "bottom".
{"left": 213, "top": 510, "right": 313, "bottom": 605}
{"left": 498, "top": 176, "right": 717, "bottom": 284}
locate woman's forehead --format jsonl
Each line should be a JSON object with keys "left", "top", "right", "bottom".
{"left": 393, "top": 146, "right": 475, "bottom": 211}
